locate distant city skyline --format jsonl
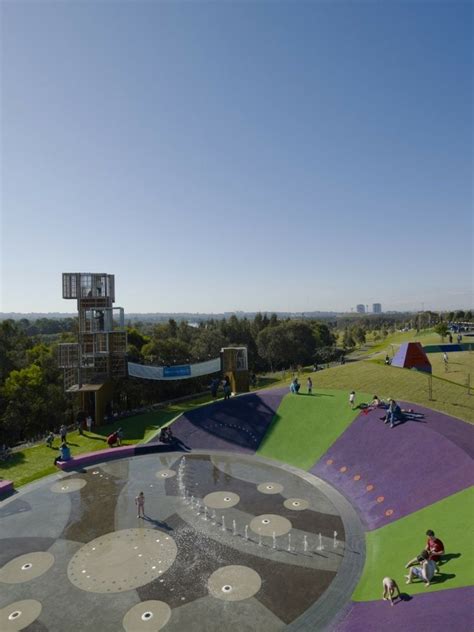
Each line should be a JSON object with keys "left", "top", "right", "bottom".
{"left": 1, "top": 2, "right": 472, "bottom": 314}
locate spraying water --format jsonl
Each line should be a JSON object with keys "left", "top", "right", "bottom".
{"left": 232, "top": 520, "right": 237, "bottom": 536}
{"left": 288, "top": 533, "right": 292, "bottom": 552}
{"left": 221, "top": 516, "right": 226, "bottom": 531}
{"left": 272, "top": 532, "right": 276, "bottom": 549}
{"left": 333, "top": 531, "right": 338, "bottom": 548}
{"left": 317, "top": 533, "right": 324, "bottom": 551}
{"left": 244, "top": 525, "right": 249, "bottom": 540}
{"left": 303, "top": 535, "right": 308, "bottom": 552}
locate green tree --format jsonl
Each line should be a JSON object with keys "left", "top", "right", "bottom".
{"left": 434, "top": 323, "right": 449, "bottom": 341}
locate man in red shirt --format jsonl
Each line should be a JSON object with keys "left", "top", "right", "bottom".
{"left": 425, "top": 529, "right": 445, "bottom": 570}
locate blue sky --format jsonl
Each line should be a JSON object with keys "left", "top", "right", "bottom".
{"left": 1, "top": 1, "right": 472, "bottom": 313}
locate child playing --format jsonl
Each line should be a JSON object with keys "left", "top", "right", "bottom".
{"left": 135, "top": 491, "right": 145, "bottom": 519}
{"left": 46, "top": 432, "right": 55, "bottom": 448}
{"left": 382, "top": 577, "right": 401, "bottom": 605}
{"left": 349, "top": 391, "right": 356, "bottom": 409}
{"left": 307, "top": 377, "right": 313, "bottom": 395}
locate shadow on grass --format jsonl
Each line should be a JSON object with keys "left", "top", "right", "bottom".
{"left": 0, "top": 451, "right": 26, "bottom": 472}
{"left": 92, "top": 410, "right": 179, "bottom": 441}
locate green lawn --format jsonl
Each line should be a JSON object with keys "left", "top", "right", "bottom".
{"left": 352, "top": 487, "right": 474, "bottom": 601}
{"left": 306, "top": 361, "right": 474, "bottom": 423}
{"left": 0, "top": 393, "right": 217, "bottom": 488}
{"left": 428, "top": 350, "right": 474, "bottom": 386}
{"left": 257, "top": 389, "right": 371, "bottom": 470}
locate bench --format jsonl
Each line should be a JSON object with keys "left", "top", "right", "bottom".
{"left": 0, "top": 479, "right": 14, "bottom": 498}
{"left": 56, "top": 446, "right": 136, "bottom": 470}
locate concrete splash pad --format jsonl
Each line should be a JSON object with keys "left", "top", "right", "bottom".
{"left": 0, "top": 451, "right": 364, "bottom": 631}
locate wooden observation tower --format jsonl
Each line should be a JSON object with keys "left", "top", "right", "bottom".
{"left": 57, "top": 273, "right": 127, "bottom": 424}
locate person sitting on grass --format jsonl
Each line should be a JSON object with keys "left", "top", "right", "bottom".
{"left": 425, "top": 529, "right": 445, "bottom": 572}
{"left": 54, "top": 441, "right": 71, "bottom": 465}
{"left": 382, "top": 577, "right": 401, "bottom": 606}
{"left": 405, "top": 556, "right": 436, "bottom": 587}
{"left": 405, "top": 548, "right": 429, "bottom": 569}
{"left": 106, "top": 431, "right": 120, "bottom": 448}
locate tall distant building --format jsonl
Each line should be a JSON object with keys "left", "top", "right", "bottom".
{"left": 356, "top": 304, "right": 365, "bottom": 314}
{"left": 373, "top": 303, "right": 382, "bottom": 314}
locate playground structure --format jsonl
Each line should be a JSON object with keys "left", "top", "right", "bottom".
{"left": 221, "top": 346, "right": 250, "bottom": 393}
{"left": 57, "top": 273, "right": 127, "bottom": 424}
{"left": 391, "top": 342, "right": 432, "bottom": 373}
{"left": 128, "top": 347, "right": 250, "bottom": 393}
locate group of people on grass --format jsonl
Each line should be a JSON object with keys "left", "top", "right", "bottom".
{"left": 289, "top": 376, "right": 312, "bottom": 394}
{"left": 382, "top": 530, "right": 445, "bottom": 605}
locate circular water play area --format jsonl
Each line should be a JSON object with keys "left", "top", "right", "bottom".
{"left": 0, "top": 451, "right": 363, "bottom": 631}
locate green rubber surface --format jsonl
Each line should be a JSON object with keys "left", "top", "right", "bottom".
{"left": 257, "top": 388, "right": 370, "bottom": 470}
{"left": 352, "top": 486, "right": 474, "bottom": 601}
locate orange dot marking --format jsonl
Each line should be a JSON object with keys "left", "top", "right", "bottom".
{"left": 377, "top": 496, "right": 384, "bottom": 503}
{"left": 340, "top": 466, "right": 347, "bottom": 473}
{"left": 353, "top": 475, "right": 361, "bottom": 481}
{"left": 366, "top": 484, "right": 374, "bottom": 492}
{"left": 326, "top": 459, "right": 334, "bottom": 465}
{"left": 385, "top": 509, "right": 394, "bottom": 516}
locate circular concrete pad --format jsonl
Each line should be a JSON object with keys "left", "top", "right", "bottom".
{"left": 51, "top": 478, "right": 87, "bottom": 493}
{"left": 203, "top": 491, "right": 240, "bottom": 509}
{"left": 250, "top": 514, "right": 292, "bottom": 536}
{"left": 0, "top": 600, "right": 42, "bottom": 631}
{"left": 257, "top": 482, "right": 283, "bottom": 494}
{"left": 123, "top": 600, "right": 171, "bottom": 631}
{"left": 283, "top": 498, "right": 309, "bottom": 511}
{"left": 68, "top": 528, "right": 177, "bottom": 593}
{"left": 0, "top": 552, "right": 55, "bottom": 584}
{"left": 208, "top": 565, "right": 262, "bottom": 601}
{"left": 155, "top": 469, "right": 176, "bottom": 479}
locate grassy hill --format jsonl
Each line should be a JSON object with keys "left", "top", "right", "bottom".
{"left": 305, "top": 361, "right": 474, "bottom": 423}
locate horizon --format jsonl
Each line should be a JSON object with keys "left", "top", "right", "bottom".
{"left": 1, "top": 2, "right": 472, "bottom": 314}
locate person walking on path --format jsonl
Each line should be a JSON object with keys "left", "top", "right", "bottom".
{"left": 349, "top": 391, "right": 356, "bottom": 409}
{"left": 307, "top": 377, "right": 313, "bottom": 395}
{"left": 135, "top": 491, "right": 145, "bottom": 519}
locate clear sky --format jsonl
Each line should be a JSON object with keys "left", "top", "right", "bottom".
{"left": 1, "top": 1, "right": 472, "bottom": 314}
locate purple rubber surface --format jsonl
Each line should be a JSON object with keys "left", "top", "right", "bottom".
{"left": 151, "top": 389, "right": 287, "bottom": 453}
{"left": 333, "top": 586, "right": 474, "bottom": 632}
{"left": 311, "top": 402, "right": 474, "bottom": 530}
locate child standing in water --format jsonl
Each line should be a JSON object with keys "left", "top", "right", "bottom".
{"left": 135, "top": 491, "right": 145, "bottom": 518}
